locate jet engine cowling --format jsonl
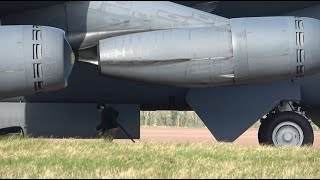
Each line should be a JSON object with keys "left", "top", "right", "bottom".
{"left": 98, "top": 17, "right": 320, "bottom": 87}
{"left": 0, "top": 25, "right": 74, "bottom": 99}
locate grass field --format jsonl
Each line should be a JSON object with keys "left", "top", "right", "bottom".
{"left": 1, "top": 137, "right": 320, "bottom": 179}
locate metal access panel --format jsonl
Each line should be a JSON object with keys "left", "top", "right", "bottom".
{"left": 0, "top": 102, "right": 140, "bottom": 139}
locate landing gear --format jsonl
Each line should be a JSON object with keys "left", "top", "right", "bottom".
{"left": 258, "top": 102, "right": 314, "bottom": 147}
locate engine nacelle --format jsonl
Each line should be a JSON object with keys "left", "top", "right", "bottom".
{"left": 0, "top": 25, "right": 74, "bottom": 99}
{"left": 99, "top": 17, "right": 320, "bottom": 87}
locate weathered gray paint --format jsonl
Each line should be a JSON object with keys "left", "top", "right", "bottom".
{"left": 99, "top": 16, "right": 320, "bottom": 88}
{"left": 99, "top": 26, "right": 234, "bottom": 87}
{"left": 100, "top": 26, "right": 232, "bottom": 61}
{"left": 2, "top": 1, "right": 229, "bottom": 50}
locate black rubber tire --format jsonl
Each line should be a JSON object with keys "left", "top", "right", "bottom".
{"left": 258, "top": 114, "right": 275, "bottom": 145}
{"left": 258, "top": 120, "right": 269, "bottom": 145}
{"left": 259, "top": 112, "right": 314, "bottom": 146}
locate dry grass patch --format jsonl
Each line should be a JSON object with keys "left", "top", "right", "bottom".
{"left": 0, "top": 137, "right": 320, "bottom": 178}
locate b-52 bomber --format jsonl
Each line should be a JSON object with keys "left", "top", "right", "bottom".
{"left": 0, "top": 1, "right": 320, "bottom": 147}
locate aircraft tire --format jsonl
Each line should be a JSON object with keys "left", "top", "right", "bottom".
{"left": 258, "top": 114, "right": 276, "bottom": 144}
{"left": 258, "top": 112, "right": 314, "bottom": 147}
{"left": 258, "top": 120, "right": 269, "bottom": 145}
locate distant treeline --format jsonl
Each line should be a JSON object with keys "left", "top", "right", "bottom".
{"left": 140, "top": 111, "right": 320, "bottom": 130}
{"left": 140, "top": 111, "right": 205, "bottom": 128}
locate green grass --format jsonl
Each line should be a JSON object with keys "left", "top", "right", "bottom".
{"left": 1, "top": 137, "right": 320, "bottom": 179}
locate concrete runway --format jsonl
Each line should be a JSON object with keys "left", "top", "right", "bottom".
{"left": 115, "top": 127, "right": 320, "bottom": 146}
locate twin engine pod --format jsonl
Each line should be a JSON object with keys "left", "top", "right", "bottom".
{"left": 99, "top": 17, "right": 320, "bottom": 87}
{"left": 0, "top": 25, "right": 74, "bottom": 99}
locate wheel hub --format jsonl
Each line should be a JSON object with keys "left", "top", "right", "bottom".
{"left": 283, "top": 132, "right": 293, "bottom": 142}
{"left": 272, "top": 121, "right": 304, "bottom": 147}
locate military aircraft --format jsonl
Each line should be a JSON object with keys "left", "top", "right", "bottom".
{"left": 1, "top": 1, "right": 320, "bottom": 147}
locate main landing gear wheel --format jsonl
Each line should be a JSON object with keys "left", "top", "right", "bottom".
{"left": 258, "top": 112, "right": 314, "bottom": 147}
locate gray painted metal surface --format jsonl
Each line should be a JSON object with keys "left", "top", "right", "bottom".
{"left": 0, "top": 103, "right": 25, "bottom": 130}
{"left": 99, "top": 26, "right": 232, "bottom": 61}
{"left": 1, "top": 61, "right": 189, "bottom": 110}
{"left": 186, "top": 80, "right": 301, "bottom": 142}
{"left": 2, "top": 1, "right": 229, "bottom": 50}
{"left": 0, "top": 1, "right": 320, "bottom": 141}
{"left": 99, "top": 16, "right": 320, "bottom": 88}
{"left": 0, "top": 25, "right": 74, "bottom": 99}
{"left": 285, "top": 4, "right": 320, "bottom": 128}
{"left": 99, "top": 26, "right": 234, "bottom": 87}
{"left": 0, "top": 102, "right": 140, "bottom": 139}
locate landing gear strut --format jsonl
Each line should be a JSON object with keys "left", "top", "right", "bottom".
{"left": 258, "top": 101, "right": 314, "bottom": 147}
